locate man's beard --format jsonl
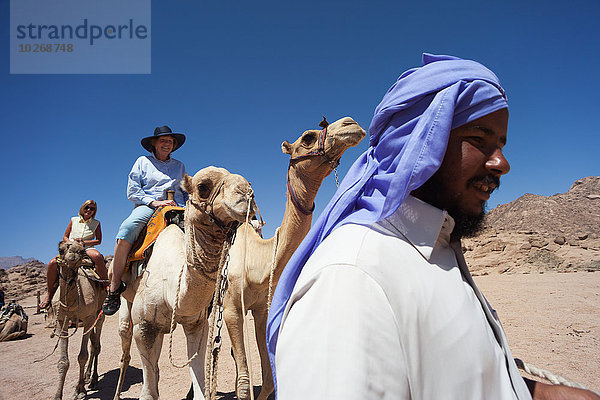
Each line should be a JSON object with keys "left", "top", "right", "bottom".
{"left": 412, "top": 174, "right": 497, "bottom": 239}
{"left": 448, "top": 207, "right": 485, "bottom": 239}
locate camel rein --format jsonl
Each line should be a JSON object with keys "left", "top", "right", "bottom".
{"left": 34, "top": 260, "right": 85, "bottom": 363}
{"left": 167, "top": 186, "right": 245, "bottom": 369}
{"left": 205, "top": 189, "right": 254, "bottom": 400}
{"left": 167, "top": 185, "right": 255, "bottom": 400}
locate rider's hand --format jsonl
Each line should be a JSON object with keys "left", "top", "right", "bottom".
{"left": 150, "top": 199, "right": 177, "bottom": 208}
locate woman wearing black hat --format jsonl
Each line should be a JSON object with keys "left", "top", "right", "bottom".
{"left": 102, "top": 126, "right": 188, "bottom": 316}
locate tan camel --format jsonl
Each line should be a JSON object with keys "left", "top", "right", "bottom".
{"left": 0, "top": 302, "right": 28, "bottom": 341}
{"left": 51, "top": 240, "right": 107, "bottom": 400}
{"left": 224, "top": 117, "right": 366, "bottom": 400}
{"left": 113, "top": 166, "right": 257, "bottom": 400}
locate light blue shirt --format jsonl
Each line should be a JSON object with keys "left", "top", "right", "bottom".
{"left": 127, "top": 154, "right": 188, "bottom": 207}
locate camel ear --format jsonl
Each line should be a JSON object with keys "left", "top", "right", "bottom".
{"left": 182, "top": 174, "right": 194, "bottom": 194}
{"left": 281, "top": 141, "right": 292, "bottom": 155}
{"left": 58, "top": 241, "right": 67, "bottom": 255}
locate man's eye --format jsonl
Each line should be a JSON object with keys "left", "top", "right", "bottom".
{"left": 466, "top": 136, "right": 485, "bottom": 146}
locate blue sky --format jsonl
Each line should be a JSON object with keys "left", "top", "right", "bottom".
{"left": 1, "top": 0, "right": 599, "bottom": 263}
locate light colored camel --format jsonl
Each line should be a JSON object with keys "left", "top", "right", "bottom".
{"left": 51, "top": 240, "right": 107, "bottom": 400}
{"left": 224, "top": 117, "right": 366, "bottom": 400}
{"left": 113, "top": 166, "right": 257, "bottom": 400}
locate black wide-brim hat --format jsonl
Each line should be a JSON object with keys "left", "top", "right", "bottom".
{"left": 141, "top": 125, "right": 186, "bottom": 153}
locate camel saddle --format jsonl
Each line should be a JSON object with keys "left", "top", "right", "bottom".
{"left": 126, "top": 205, "right": 185, "bottom": 266}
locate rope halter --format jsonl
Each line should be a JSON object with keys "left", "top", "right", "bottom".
{"left": 188, "top": 176, "right": 247, "bottom": 240}
{"left": 286, "top": 117, "right": 341, "bottom": 215}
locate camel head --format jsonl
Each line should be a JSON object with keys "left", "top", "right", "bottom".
{"left": 182, "top": 166, "right": 257, "bottom": 235}
{"left": 281, "top": 116, "right": 366, "bottom": 177}
{"left": 57, "top": 240, "right": 87, "bottom": 271}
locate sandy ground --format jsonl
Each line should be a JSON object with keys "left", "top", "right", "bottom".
{"left": 0, "top": 298, "right": 264, "bottom": 400}
{"left": 0, "top": 271, "right": 598, "bottom": 399}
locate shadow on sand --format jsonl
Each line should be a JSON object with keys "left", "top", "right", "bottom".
{"left": 216, "top": 385, "right": 275, "bottom": 400}
{"left": 86, "top": 366, "right": 143, "bottom": 400}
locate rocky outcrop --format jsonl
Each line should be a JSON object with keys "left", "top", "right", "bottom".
{"left": 0, "top": 255, "right": 114, "bottom": 303}
{"left": 0, "top": 260, "right": 46, "bottom": 302}
{"left": 464, "top": 176, "right": 600, "bottom": 275}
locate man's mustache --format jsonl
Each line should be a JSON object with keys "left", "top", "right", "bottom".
{"left": 468, "top": 175, "right": 500, "bottom": 191}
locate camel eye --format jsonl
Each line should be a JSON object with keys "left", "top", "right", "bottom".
{"left": 301, "top": 132, "right": 317, "bottom": 147}
{"left": 197, "top": 183, "right": 211, "bottom": 198}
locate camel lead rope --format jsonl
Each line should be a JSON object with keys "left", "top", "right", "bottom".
{"left": 167, "top": 260, "right": 194, "bottom": 368}
{"left": 267, "top": 227, "right": 280, "bottom": 312}
{"left": 206, "top": 226, "right": 239, "bottom": 400}
{"left": 34, "top": 267, "right": 82, "bottom": 363}
{"left": 82, "top": 310, "right": 104, "bottom": 336}
{"left": 514, "top": 358, "right": 596, "bottom": 393}
{"left": 240, "top": 191, "right": 256, "bottom": 400}
{"left": 333, "top": 166, "right": 339, "bottom": 187}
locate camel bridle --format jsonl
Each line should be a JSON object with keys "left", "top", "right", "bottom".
{"left": 286, "top": 121, "right": 340, "bottom": 215}
{"left": 188, "top": 176, "right": 251, "bottom": 239}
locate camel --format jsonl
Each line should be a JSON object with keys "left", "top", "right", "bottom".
{"left": 223, "top": 116, "right": 366, "bottom": 400}
{"left": 51, "top": 240, "right": 107, "bottom": 400}
{"left": 0, "top": 301, "right": 28, "bottom": 341}
{"left": 113, "top": 166, "right": 257, "bottom": 400}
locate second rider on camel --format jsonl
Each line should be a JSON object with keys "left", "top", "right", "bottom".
{"left": 102, "top": 126, "right": 188, "bottom": 316}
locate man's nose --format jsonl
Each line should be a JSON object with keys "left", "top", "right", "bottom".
{"left": 486, "top": 148, "right": 510, "bottom": 176}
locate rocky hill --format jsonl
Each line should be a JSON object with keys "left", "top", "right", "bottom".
{"left": 0, "top": 256, "right": 36, "bottom": 270}
{"left": 0, "top": 177, "right": 597, "bottom": 299}
{"left": 0, "top": 255, "right": 114, "bottom": 304}
{"left": 0, "top": 260, "right": 46, "bottom": 302}
{"left": 464, "top": 176, "right": 600, "bottom": 275}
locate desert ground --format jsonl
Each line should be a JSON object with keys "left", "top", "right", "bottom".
{"left": 0, "top": 271, "right": 598, "bottom": 399}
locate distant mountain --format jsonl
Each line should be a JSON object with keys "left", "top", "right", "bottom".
{"left": 0, "top": 256, "right": 38, "bottom": 270}
{"left": 484, "top": 176, "right": 600, "bottom": 238}
{"left": 464, "top": 176, "right": 600, "bottom": 275}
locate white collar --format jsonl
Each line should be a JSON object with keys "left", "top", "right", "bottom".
{"left": 148, "top": 153, "right": 171, "bottom": 162}
{"left": 373, "top": 195, "right": 455, "bottom": 260}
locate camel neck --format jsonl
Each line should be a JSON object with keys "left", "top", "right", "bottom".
{"left": 272, "top": 165, "right": 323, "bottom": 282}
{"left": 57, "top": 265, "right": 80, "bottom": 310}
{"left": 184, "top": 214, "right": 228, "bottom": 280}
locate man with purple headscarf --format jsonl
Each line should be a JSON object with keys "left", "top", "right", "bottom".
{"left": 266, "top": 54, "right": 600, "bottom": 400}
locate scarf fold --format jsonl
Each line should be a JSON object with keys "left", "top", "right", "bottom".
{"left": 266, "top": 53, "right": 508, "bottom": 393}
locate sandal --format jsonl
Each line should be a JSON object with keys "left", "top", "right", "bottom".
{"left": 102, "top": 281, "right": 126, "bottom": 316}
{"left": 39, "top": 298, "right": 51, "bottom": 310}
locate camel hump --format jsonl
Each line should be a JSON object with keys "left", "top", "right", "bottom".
{"left": 127, "top": 205, "right": 185, "bottom": 264}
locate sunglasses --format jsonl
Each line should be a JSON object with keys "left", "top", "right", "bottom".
{"left": 84, "top": 206, "right": 96, "bottom": 211}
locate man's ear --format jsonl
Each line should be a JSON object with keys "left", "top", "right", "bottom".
{"left": 181, "top": 174, "right": 193, "bottom": 194}
{"left": 281, "top": 141, "right": 292, "bottom": 155}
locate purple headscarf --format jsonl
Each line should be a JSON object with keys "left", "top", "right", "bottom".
{"left": 266, "top": 53, "right": 508, "bottom": 392}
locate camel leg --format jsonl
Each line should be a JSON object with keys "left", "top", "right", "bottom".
{"left": 253, "top": 307, "right": 274, "bottom": 400}
{"left": 113, "top": 299, "right": 133, "bottom": 400}
{"left": 54, "top": 319, "right": 70, "bottom": 400}
{"left": 74, "top": 318, "right": 93, "bottom": 399}
{"left": 86, "top": 311, "right": 105, "bottom": 390}
{"left": 224, "top": 298, "right": 251, "bottom": 400}
{"left": 182, "top": 321, "right": 208, "bottom": 400}
{"left": 134, "top": 320, "right": 164, "bottom": 400}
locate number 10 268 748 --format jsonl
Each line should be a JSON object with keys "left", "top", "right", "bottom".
{"left": 18, "top": 43, "right": 74, "bottom": 53}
